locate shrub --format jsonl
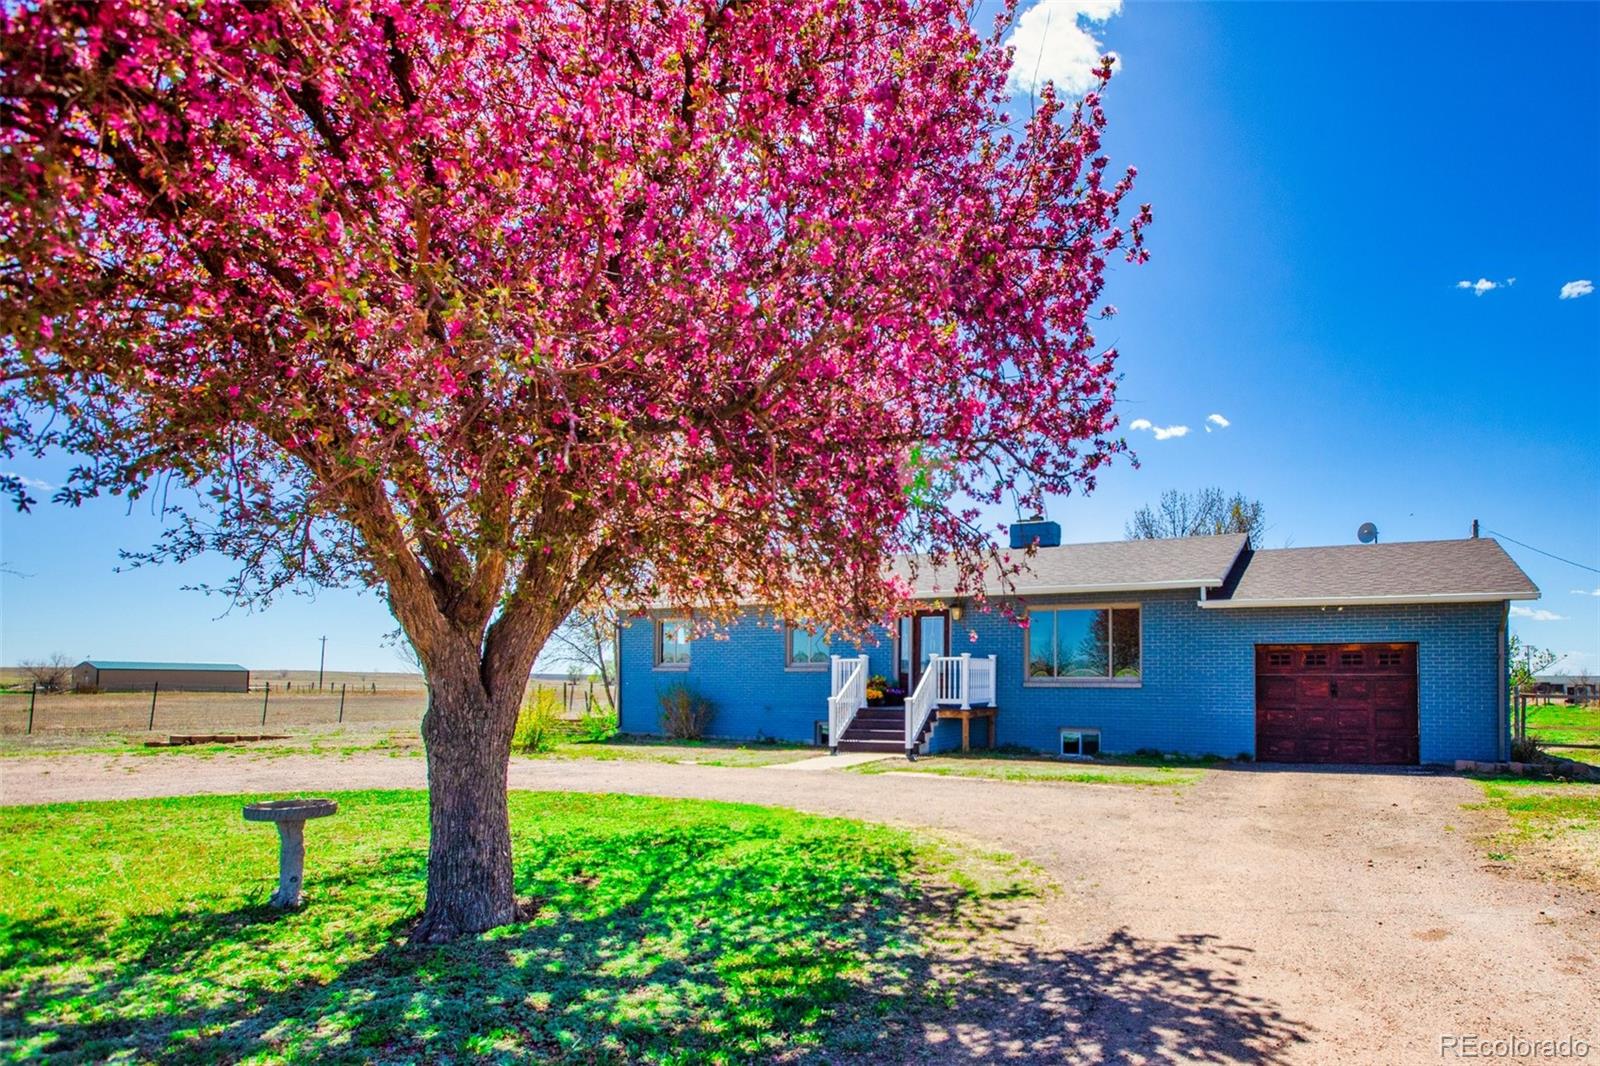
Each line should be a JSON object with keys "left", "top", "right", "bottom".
{"left": 20, "top": 653, "right": 72, "bottom": 693}
{"left": 1510, "top": 734, "right": 1543, "bottom": 763}
{"left": 513, "top": 688, "right": 564, "bottom": 753}
{"left": 659, "top": 683, "right": 714, "bottom": 740}
{"left": 577, "top": 698, "right": 618, "bottom": 743}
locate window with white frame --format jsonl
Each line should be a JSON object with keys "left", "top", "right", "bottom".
{"left": 1060, "top": 728, "right": 1101, "bottom": 757}
{"left": 654, "top": 618, "right": 691, "bottom": 668}
{"left": 1025, "top": 606, "right": 1141, "bottom": 682}
{"left": 786, "top": 625, "right": 830, "bottom": 668}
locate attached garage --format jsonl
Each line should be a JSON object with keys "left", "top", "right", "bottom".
{"left": 1203, "top": 537, "right": 1543, "bottom": 765}
{"left": 1255, "top": 643, "right": 1418, "bottom": 764}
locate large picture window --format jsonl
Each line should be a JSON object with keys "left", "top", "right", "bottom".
{"left": 655, "top": 618, "right": 691, "bottom": 668}
{"left": 1026, "top": 606, "right": 1141, "bottom": 683}
{"left": 786, "top": 625, "right": 831, "bottom": 668}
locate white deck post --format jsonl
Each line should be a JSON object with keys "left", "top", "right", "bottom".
{"left": 858, "top": 654, "right": 869, "bottom": 708}
{"left": 960, "top": 653, "right": 972, "bottom": 709}
{"left": 988, "top": 655, "right": 997, "bottom": 705}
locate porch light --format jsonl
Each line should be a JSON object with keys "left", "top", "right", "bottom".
{"left": 950, "top": 604, "right": 963, "bottom": 621}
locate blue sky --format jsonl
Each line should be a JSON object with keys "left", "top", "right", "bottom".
{"left": 2, "top": 1, "right": 1596, "bottom": 674}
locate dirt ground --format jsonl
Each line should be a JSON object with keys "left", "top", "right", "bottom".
{"left": 3, "top": 754, "right": 1596, "bottom": 1064}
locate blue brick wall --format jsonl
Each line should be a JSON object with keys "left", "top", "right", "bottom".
{"left": 618, "top": 593, "right": 1508, "bottom": 763}
{"left": 617, "top": 611, "right": 894, "bottom": 744}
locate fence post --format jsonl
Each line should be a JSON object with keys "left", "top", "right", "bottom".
{"left": 262, "top": 682, "right": 270, "bottom": 726}
{"left": 148, "top": 682, "right": 159, "bottom": 731}
{"left": 338, "top": 683, "right": 346, "bottom": 723}
{"left": 27, "top": 682, "right": 36, "bottom": 735}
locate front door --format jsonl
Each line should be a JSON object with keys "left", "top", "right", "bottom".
{"left": 898, "top": 610, "right": 950, "bottom": 695}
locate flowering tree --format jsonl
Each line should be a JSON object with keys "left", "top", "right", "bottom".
{"left": 1, "top": 0, "right": 1147, "bottom": 939}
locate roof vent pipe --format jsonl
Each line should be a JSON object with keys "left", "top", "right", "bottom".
{"left": 1472, "top": 519, "right": 1480, "bottom": 539}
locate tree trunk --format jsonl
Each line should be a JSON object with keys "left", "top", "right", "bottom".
{"left": 410, "top": 655, "right": 523, "bottom": 943}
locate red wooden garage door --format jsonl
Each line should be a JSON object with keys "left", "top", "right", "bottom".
{"left": 1255, "top": 644, "right": 1418, "bottom": 765}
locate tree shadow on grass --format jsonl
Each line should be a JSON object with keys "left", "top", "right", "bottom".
{"left": 3, "top": 833, "right": 1307, "bottom": 1064}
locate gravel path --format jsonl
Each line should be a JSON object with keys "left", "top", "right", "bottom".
{"left": 3, "top": 753, "right": 1596, "bottom": 1063}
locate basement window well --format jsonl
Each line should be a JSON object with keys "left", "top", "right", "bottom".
{"left": 1060, "top": 729, "right": 1101, "bottom": 758}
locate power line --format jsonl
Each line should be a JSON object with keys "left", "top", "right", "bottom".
{"left": 1488, "top": 530, "right": 1600, "bottom": 574}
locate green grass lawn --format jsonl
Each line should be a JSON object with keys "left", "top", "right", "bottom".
{"left": 525, "top": 737, "right": 818, "bottom": 768}
{"left": 0, "top": 790, "right": 1029, "bottom": 1064}
{"left": 0, "top": 730, "right": 422, "bottom": 760}
{"left": 1468, "top": 778, "right": 1599, "bottom": 891}
{"left": 1525, "top": 702, "right": 1600, "bottom": 747}
{"left": 851, "top": 750, "right": 1211, "bottom": 787}
{"left": 0, "top": 731, "right": 819, "bottom": 768}
{"left": 1546, "top": 746, "right": 1600, "bottom": 767}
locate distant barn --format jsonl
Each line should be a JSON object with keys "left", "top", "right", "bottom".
{"left": 72, "top": 660, "right": 250, "bottom": 693}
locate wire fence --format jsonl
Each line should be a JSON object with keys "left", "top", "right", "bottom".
{"left": 0, "top": 678, "right": 613, "bottom": 736}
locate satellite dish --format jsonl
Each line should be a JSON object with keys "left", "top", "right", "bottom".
{"left": 1357, "top": 522, "right": 1379, "bottom": 544}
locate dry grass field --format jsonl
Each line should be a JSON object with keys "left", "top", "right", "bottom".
{"left": 0, "top": 687, "right": 427, "bottom": 735}
{"left": 0, "top": 668, "right": 608, "bottom": 736}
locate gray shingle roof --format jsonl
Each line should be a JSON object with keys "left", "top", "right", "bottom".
{"left": 1202, "top": 538, "right": 1539, "bottom": 608}
{"left": 903, "top": 533, "right": 1249, "bottom": 598}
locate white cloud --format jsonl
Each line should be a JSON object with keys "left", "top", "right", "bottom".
{"left": 1571, "top": 587, "right": 1600, "bottom": 597}
{"left": 1, "top": 471, "right": 53, "bottom": 492}
{"left": 1125, "top": 417, "right": 1189, "bottom": 440}
{"left": 1204, "top": 413, "right": 1230, "bottom": 433}
{"left": 1006, "top": 0, "right": 1124, "bottom": 98}
{"left": 1456, "top": 277, "right": 1513, "bottom": 296}
{"left": 1510, "top": 606, "right": 1565, "bottom": 621}
{"left": 1559, "top": 279, "right": 1594, "bottom": 300}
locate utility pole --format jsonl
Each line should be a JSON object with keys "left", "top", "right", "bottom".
{"left": 317, "top": 635, "right": 328, "bottom": 689}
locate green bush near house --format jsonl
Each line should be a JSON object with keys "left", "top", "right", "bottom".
{"left": 512, "top": 688, "right": 565, "bottom": 753}
{"left": 658, "top": 682, "right": 714, "bottom": 740}
{"left": 575, "top": 702, "right": 618, "bottom": 743}
{"left": 0, "top": 790, "right": 1021, "bottom": 1063}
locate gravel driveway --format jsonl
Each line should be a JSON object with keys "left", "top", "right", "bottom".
{"left": 3, "top": 753, "right": 1596, "bottom": 1063}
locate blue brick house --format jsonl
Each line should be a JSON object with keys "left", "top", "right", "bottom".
{"left": 617, "top": 522, "right": 1539, "bottom": 765}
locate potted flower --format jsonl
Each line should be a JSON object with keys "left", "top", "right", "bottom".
{"left": 866, "top": 675, "right": 890, "bottom": 706}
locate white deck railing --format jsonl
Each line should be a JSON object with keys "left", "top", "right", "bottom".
{"left": 906, "top": 653, "right": 997, "bottom": 755}
{"left": 931, "top": 653, "right": 997, "bottom": 709}
{"left": 827, "top": 654, "right": 869, "bottom": 752}
{"left": 904, "top": 666, "right": 938, "bottom": 756}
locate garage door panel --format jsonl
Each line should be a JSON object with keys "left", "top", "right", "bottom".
{"left": 1258, "top": 676, "right": 1299, "bottom": 704}
{"left": 1258, "top": 708, "right": 1300, "bottom": 730}
{"left": 1255, "top": 643, "right": 1418, "bottom": 766}
{"left": 1373, "top": 735, "right": 1418, "bottom": 764}
{"left": 1333, "top": 678, "right": 1371, "bottom": 700}
{"left": 1333, "top": 736, "right": 1375, "bottom": 761}
{"left": 1299, "top": 707, "right": 1334, "bottom": 731}
{"left": 1296, "top": 678, "right": 1332, "bottom": 700}
{"left": 1373, "top": 707, "right": 1412, "bottom": 732}
{"left": 1259, "top": 735, "right": 1302, "bottom": 761}
{"left": 1334, "top": 707, "right": 1373, "bottom": 731}
{"left": 1296, "top": 735, "right": 1334, "bottom": 760}
{"left": 1371, "top": 678, "right": 1416, "bottom": 708}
